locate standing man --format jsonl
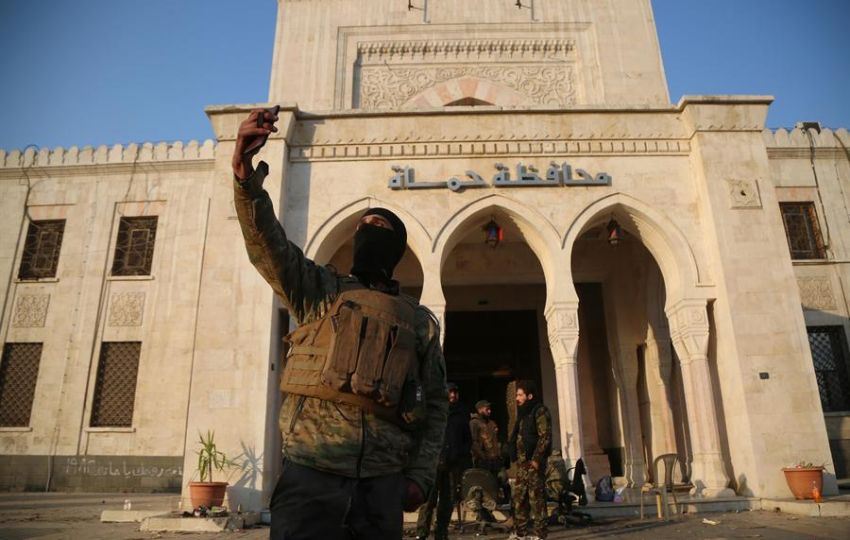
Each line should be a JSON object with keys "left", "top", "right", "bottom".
{"left": 232, "top": 108, "right": 448, "bottom": 540}
{"left": 469, "top": 400, "right": 507, "bottom": 485}
{"left": 509, "top": 380, "right": 552, "bottom": 540}
{"left": 416, "top": 383, "right": 472, "bottom": 540}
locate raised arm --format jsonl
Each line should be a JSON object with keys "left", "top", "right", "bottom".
{"left": 231, "top": 109, "right": 337, "bottom": 323}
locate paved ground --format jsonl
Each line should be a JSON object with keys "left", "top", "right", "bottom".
{"left": 1, "top": 492, "right": 849, "bottom": 539}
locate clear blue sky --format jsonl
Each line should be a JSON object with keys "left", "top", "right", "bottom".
{"left": 1, "top": 0, "right": 848, "bottom": 151}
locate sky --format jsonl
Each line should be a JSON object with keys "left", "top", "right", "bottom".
{"left": 0, "top": 0, "right": 848, "bottom": 151}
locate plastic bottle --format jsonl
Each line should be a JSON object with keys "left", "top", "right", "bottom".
{"left": 812, "top": 481, "right": 822, "bottom": 503}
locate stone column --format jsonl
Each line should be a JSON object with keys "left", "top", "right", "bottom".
{"left": 544, "top": 302, "right": 583, "bottom": 468}
{"left": 643, "top": 333, "right": 677, "bottom": 458}
{"left": 667, "top": 299, "right": 734, "bottom": 497}
{"left": 611, "top": 343, "right": 646, "bottom": 487}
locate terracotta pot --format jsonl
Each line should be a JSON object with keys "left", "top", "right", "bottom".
{"left": 781, "top": 467, "right": 823, "bottom": 500}
{"left": 188, "top": 481, "right": 228, "bottom": 508}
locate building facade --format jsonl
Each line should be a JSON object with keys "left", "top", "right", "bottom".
{"left": 1, "top": 0, "right": 848, "bottom": 509}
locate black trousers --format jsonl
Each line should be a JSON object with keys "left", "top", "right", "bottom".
{"left": 270, "top": 460, "right": 404, "bottom": 540}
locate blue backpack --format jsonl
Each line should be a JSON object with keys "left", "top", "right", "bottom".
{"left": 594, "top": 475, "right": 614, "bottom": 502}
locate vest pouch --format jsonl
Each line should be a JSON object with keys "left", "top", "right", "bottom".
{"left": 375, "top": 325, "right": 416, "bottom": 407}
{"left": 350, "top": 317, "right": 392, "bottom": 399}
{"left": 321, "top": 301, "right": 364, "bottom": 391}
{"left": 280, "top": 322, "right": 325, "bottom": 391}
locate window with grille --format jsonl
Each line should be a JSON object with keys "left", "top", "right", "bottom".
{"left": 780, "top": 202, "right": 825, "bottom": 260}
{"left": 111, "top": 216, "right": 157, "bottom": 276}
{"left": 18, "top": 220, "right": 65, "bottom": 279}
{"left": 807, "top": 326, "right": 850, "bottom": 412}
{"left": 90, "top": 342, "right": 141, "bottom": 427}
{"left": 0, "top": 343, "right": 42, "bottom": 427}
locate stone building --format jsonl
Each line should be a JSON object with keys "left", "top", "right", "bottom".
{"left": 1, "top": 0, "right": 848, "bottom": 510}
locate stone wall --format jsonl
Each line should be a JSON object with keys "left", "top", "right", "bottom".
{"left": 765, "top": 126, "right": 850, "bottom": 479}
{"left": 0, "top": 455, "right": 182, "bottom": 492}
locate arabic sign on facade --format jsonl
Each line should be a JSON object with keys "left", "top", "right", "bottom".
{"left": 388, "top": 162, "right": 612, "bottom": 192}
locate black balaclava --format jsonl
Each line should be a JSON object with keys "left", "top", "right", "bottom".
{"left": 351, "top": 208, "right": 407, "bottom": 286}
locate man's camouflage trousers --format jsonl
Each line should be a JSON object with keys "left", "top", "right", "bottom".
{"left": 513, "top": 463, "right": 548, "bottom": 538}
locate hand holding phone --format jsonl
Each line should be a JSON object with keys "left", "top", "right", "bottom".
{"left": 242, "top": 105, "right": 281, "bottom": 155}
{"left": 232, "top": 105, "right": 280, "bottom": 180}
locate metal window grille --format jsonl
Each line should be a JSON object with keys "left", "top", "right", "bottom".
{"left": 780, "top": 202, "right": 825, "bottom": 260}
{"left": 807, "top": 326, "right": 850, "bottom": 412}
{"left": 18, "top": 220, "right": 65, "bottom": 279}
{"left": 0, "top": 343, "right": 43, "bottom": 427}
{"left": 90, "top": 342, "right": 141, "bottom": 427}
{"left": 111, "top": 217, "right": 157, "bottom": 276}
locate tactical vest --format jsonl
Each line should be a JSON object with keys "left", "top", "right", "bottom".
{"left": 279, "top": 287, "right": 423, "bottom": 427}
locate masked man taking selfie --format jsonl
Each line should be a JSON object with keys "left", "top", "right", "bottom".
{"left": 232, "top": 108, "right": 448, "bottom": 540}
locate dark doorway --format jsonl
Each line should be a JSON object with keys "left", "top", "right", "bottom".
{"left": 442, "top": 310, "right": 540, "bottom": 442}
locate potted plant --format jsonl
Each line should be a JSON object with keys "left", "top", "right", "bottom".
{"left": 188, "top": 430, "right": 229, "bottom": 509}
{"left": 781, "top": 461, "right": 824, "bottom": 500}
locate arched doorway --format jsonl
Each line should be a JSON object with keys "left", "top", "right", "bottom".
{"left": 562, "top": 196, "right": 734, "bottom": 496}
{"left": 570, "top": 215, "right": 688, "bottom": 487}
{"left": 437, "top": 205, "right": 552, "bottom": 447}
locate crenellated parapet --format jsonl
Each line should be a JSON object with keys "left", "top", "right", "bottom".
{"left": 0, "top": 139, "right": 217, "bottom": 170}
{"left": 762, "top": 127, "right": 850, "bottom": 159}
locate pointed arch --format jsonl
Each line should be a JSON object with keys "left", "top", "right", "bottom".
{"left": 563, "top": 192, "right": 707, "bottom": 304}
{"left": 433, "top": 193, "right": 560, "bottom": 295}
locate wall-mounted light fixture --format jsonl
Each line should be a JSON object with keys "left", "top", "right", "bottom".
{"left": 484, "top": 218, "right": 503, "bottom": 248}
{"left": 606, "top": 218, "right": 622, "bottom": 247}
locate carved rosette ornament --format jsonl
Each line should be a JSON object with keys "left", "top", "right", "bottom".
{"left": 725, "top": 178, "right": 762, "bottom": 208}
{"left": 108, "top": 292, "right": 146, "bottom": 327}
{"left": 12, "top": 294, "right": 50, "bottom": 328}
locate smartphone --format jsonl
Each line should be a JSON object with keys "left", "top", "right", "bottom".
{"left": 242, "top": 104, "right": 281, "bottom": 155}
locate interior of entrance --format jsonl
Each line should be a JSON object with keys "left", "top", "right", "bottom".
{"left": 572, "top": 216, "right": 693, "bottom": 486}
{"left": 440, "top": 210, "right": 552, "bottom": 444}
{"left": 442, "top": 307, "right": 540, "bottom": 439}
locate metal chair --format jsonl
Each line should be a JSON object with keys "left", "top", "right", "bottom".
{"left": 639, "top": 453, "right": 681, "bottom": 519}
{"left": 459, "top": 468, "right": 510, "bottom": 535}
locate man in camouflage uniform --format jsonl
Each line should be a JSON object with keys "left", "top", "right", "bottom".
{"left": 469, "top": 400, "right": 508, "bottom": 496}
{"left": 416, "top": 383, "right": 471, "bottom": 540}
{"left": 232, "top": 108, "right": 448, "bottom": 539}
{"left": 508, "top": 380, "right": 552, "bottom": 540}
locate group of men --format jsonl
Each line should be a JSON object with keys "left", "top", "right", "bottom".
{"left": 232, "top": 108, "right": 552, "bottom": 540}
{"left": 415, "top": 382, "right": 552, "bottom": 540}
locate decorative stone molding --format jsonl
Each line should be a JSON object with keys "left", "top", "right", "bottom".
{"left": 797, "top": 276, "right": 837, "bottom": 311}
{"left": 360, "top": 64, "right": 576, "bottom": 109}
{"left": 108, "top": 292, "right": 146, "bottom": 327}
{"left": 0, "top": 140, "right": 216, "bottom": 169}
{"left": 544, "top": 302, "right": 580, "bottom": 365}
{"left": 355, "top": 36, "right": 576, "bottom": 110}
{"left": 290, "top": 138, "right": 691, "bottom": 163}
{"left": 726, "top": 178, "right": 761, "bottom": 209}
{"left": 357, "top": 39, "right": 575, "bottom": 64}
{"left": 12, "top": 294, "right": 50, "bottom": 328}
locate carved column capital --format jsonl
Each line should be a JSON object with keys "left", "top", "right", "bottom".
{"left": 666, "top": 299, "right": 709, "bottom": 364}
{"left": 545, "top": 302, "right": 580, "bottom": 367}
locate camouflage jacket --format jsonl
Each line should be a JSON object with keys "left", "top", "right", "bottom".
{"left": 469, "top": 414, "right": 501, "bottom": 465}
{"left": 512, "top": 402, "right": 552, "bottom": 466}
{"left": 233, "top": 162, "right": 448, "bottom": 495}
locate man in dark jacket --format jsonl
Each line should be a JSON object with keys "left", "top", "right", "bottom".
{"left": 416, "top": 383, "right": 472, "bottom": 540}
{"left": 509, "top": 380, "right": 552, "bottom": 540}
{"left": 233, "top": 108, "right": 448, "bottom": 540}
